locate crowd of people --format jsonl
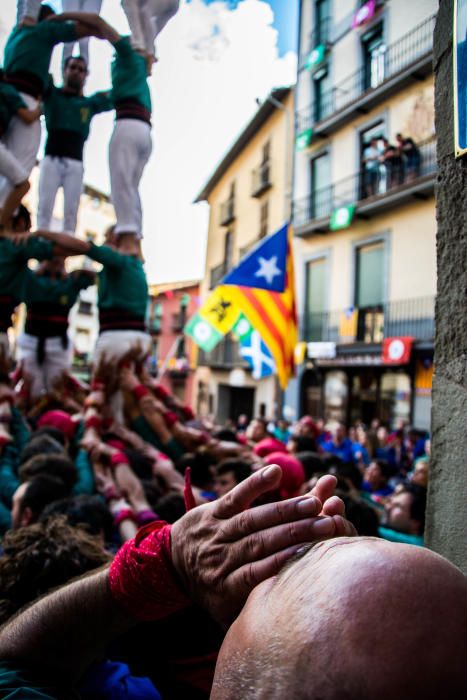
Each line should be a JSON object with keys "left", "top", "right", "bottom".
{"left": 362, "top": 132, "right": 421, "bottom": 197}
{"left": 0, "top": 3, "right": 464, "bottom": 698}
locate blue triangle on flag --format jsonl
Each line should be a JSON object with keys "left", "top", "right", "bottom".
{"left": 240, "top": 331, "right": 276, "bottom": 380}
{"left": 221, "top": 223, "right": 288, "bottom": 292}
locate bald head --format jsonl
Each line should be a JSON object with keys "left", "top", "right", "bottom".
{"left": 212, "top": 538, "right": 467, "bottom": 699}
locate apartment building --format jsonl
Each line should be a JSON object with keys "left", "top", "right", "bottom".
{"left": 147, "top": 281, "right": 200, "bottom": 406}
{"left": 194, "top": 87, "right": 294, "bottom": 423}
{"left": 290, "top": 0, "right": 437, "bottom": 430}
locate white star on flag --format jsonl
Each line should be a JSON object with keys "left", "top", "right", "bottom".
{"left": 254, "top": 255, "right": 282, "bottom": 286}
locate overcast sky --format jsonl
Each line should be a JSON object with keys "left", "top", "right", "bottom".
{"left": 0, "top": 0, "right": 297, "bottom": 284}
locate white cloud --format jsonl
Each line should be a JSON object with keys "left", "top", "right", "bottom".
{"left": 1, "top": 0, "right": 296, "bottom": 283}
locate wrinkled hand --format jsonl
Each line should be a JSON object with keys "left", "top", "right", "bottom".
{"left": 170, "top": 466, "right": 355, "bottom": 628}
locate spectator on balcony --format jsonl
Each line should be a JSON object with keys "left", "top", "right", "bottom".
{"left": 396, "top": 133, "right": 421, "bottom": 182}
{"left": 362, "top": 137, "right": 380, "bottom": 196}
{"left": 382, "top": 137, "right": 403, "bottom": 189}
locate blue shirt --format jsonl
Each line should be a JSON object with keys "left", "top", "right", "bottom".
{"left": 322, "top": 438, "right": 354, "bottom": 463}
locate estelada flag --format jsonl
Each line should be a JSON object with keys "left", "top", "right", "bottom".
{"left": 382, "top": 337, "right": 414, "bottom": 365}
{"left": 223, "top": 224, "right": 297, "bottom": 389}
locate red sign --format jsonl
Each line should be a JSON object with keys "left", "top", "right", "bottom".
{"left": 382, "top": 337, "right": 414, "bottom": 365}
{"left": 352, "top": 0, "right": 377, "bottom": 29}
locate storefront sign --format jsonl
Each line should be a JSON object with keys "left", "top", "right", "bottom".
{"left": 330, "top": 204, "right": 356, "bottom": 230}
{"left": 317, "top": 354, "right": 383, "bottom": 367}
{"left": 352, "top": 0, "right": 377, "bottom": 29}
{"left": 454, "top": 0, "right": 467, "bottom": 156}
{"left": 382, "top": 337, "right": 414, "bottom": 365}
{"left": 307, "top": 342, "right": 337, "bottom": 359}
{"left": 296, "top": 128, "right": 313, "bottom": 151}
{"left": 305, "top": 44, "right": 326, "bottom": 71}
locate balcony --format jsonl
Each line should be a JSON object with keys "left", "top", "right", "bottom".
{"left": 294, "top": 137, "right": 436, "bottom": 236}
{"left": 209, "top": 262, "right": 226, "bottom": 289}
{"left": 220, "top": 198, "right": 235, "bottom": 226}
{"left": 251, "top": 161, "right": 272, "bottom": 197}
{"left": 198, "top": 336, "right": 248, "bottom": 369}
{"left": 171, "top": 312, "right": 186, "bottom": 333}
{"left": 299, "top": 17, "right": 332, "bottom": 71}
{"left": 296, "top": 14, "right": 436, "bottom": 138}
{"left": 300, "top": 296, "right": 435, "bottom": 346}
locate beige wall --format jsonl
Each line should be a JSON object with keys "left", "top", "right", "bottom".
{"left": 201, "top": 90, "right": 294, "bottom": 300}
{"left": 294, "top": 198, "right": 436, "bottom": 313}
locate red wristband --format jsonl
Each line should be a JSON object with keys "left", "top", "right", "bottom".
{"left": 103, "top": 485, "right": 120, "bottom": 503}
{"left": 164, "top": 411, "right": 178, "bottom": 428}
{"left": 108, "top": 521, "right": 190, "bottom": 621}
{"left": 181, "top": 405, "right": 195, "bottom": 421}
{"left": 85, "top": 415, "right": 102, "bottom": 430}
{"left": 110, "top": 451, "right": 129, "bottom": 468}
{"left": 153, "top": 384, "right": 170, "bottom": 401}
{"left": 91, "top": 380, "right": 104, "bottom": 391}
{"left": 136, "top": 509, "right": 159, "bottom": 526}
{"left": 114, "top": 508, "right": 138, "bottom": 527}
{"left": 132, "top": 384, "right": 151, "bottom": 401}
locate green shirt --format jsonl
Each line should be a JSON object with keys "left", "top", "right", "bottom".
{"left": 4, "top": 22, "right": 77, "bottom": 91}
{"left": 0, "top": 81, "right": 26, "bottom": 131}
{"left": 86, "top": 243, "right": 148, "bottom": 318}
{"left": 378, "top": 526, "right": 424, "bottom": 547}
{"left": 0, "top": 238, "right": 53, "bottom": 301}
{"left": 43, "top": 84, "right": 112, "bottom": 139}
{"left": 111, "top": 36, "right": 151, "bottom": 113}
{"left": 24, "top": 270, "right": 93, "bottom": 307}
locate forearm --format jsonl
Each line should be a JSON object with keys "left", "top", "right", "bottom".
{"left": 36, "top": 230, "right": 90, "bottom": 254}
{"left": 0, "top": 568, "right": 135, "bottom": 686}
{"left": 53, "top": 12, "right": 120, "bottom": 42}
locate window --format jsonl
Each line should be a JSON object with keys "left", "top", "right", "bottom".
{"left": 355, "top": 240, "right": 385, "bottom": 342}
{"left": 362, "top": 24, "right": 386, "bottom": 90}
{"left": 310, "top": 151, "right": 331, "bottom": 219}
{"left": 313, "top": 68, "right": 331, "bottom": 122}
{"left": 259, "top": 200, "right": 269, "bottom": 238}
{"left": 224, "top": 230, "right": 233, "bottom": 272}
{"left": 305, "top": 256, "right": 327, "bottom": 341}
{"left": 315, "top": 0, "right": 331, "bottom": 45}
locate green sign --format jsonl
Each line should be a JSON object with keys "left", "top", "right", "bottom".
{"left": 184, "top": 312, "right": 223, "bottom": 352}
{"left": 296, "top": 128, "right": 313, "bottom": 151}
{"left": 232, "top": 312, "right": 253, "bottom": 341}
{"left": 305, "top": 44, "right": 326, "bottom": 71}
{"left": 330, "top": 204, "right": 356, "bottom": 231}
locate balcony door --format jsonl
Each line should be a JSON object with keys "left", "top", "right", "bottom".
{"left": 310, "top": 151, "right": 331, "bottom": 220}
{"left": 305, "top": 256, "right": 327, "bottom": 341}
{"left": 355, "top": 240, "right": 385, "bottom": 342}
{"left": 362, "top": 24, "right": 386, "bottom": 90}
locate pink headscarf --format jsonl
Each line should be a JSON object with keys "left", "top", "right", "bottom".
{"left": 37, "top": 410, "right": 76, "bottom": 440}
{"left": 264, "top": 452, "right": 305, "bottom": 499}
{"left": 253, "top": 437, "right": 287, "bottom": 458}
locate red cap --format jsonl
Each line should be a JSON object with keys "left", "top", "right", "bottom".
{"left": 37, "top": 410, "right": 76, "bottom": 440}
{"left": 263, "top": 452, "right": 305, "bottom": 499}
{"left": 253, "top": 437, "right": 287, "bottom": 458}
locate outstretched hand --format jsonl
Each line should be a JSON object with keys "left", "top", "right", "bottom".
{"left": 170, "top": 466, "right": 355, "bottom": 628}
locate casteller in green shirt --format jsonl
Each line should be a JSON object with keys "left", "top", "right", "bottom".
{"left": 86, "top": 243, "right": 148, "bottom": 331}
{"left": 111, "top": 36, "right": 151, "bottom": 114}
{"left": 0, "top": 81, "right": 26, "bottom": 134}
{"left": 4, "top": 20, "right": 77, "bottom": 95}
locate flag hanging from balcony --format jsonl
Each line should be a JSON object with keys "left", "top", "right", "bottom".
{"left": 184, "top": 286, "right": 240, "bottom": 352}
{"left": 222, "top": 224, "right": 297, "bottom": 389}
{"left": 240, "top": 330, "right": 276, "bottom": 380}
{"left": 221, "top": 223, "right": 288, "bottom": 293}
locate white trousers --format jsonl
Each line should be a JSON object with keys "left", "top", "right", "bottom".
{"left": 61, "top": 0, "right": 103, "bottom": 67}
{"left": 0, "top": 94, "right": 41, "bottom": 207}
{"left": 0, "top": 140, "right": 28, "bottom": 186}
{"left": 108, "top": 119, "right": 152, "bottom": 238}
{"left": 17, "top": 333, "right": 72, "bottom": 401}
{"left": 121, "top": 0, "right": 180, "bottom": 53}
{"left": 16, "top": 0, "right": 42, "bottom": 22}
{"left": 37, "top": 155, "right": 84, "bottom": 234}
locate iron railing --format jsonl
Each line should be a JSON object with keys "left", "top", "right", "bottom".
{"left": 220, "top": 198, "right": 235, "bottom": 226}
{"left": 251, "top": 161, "right": 272, "bottom": 197}
{"left": 301, "top": 296, "right": 435, "bottom": 344}
{"left": 198, "top": 336, "right": 247, "bottom": 368}
{"left": 296, "top": 14, "right": 436, "bottom": 131}
{"left": 299, "top": 16, "right": 332, "bottom": 70}
{"left": 293, "top": 136, "right": 436, "bottom": 228}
